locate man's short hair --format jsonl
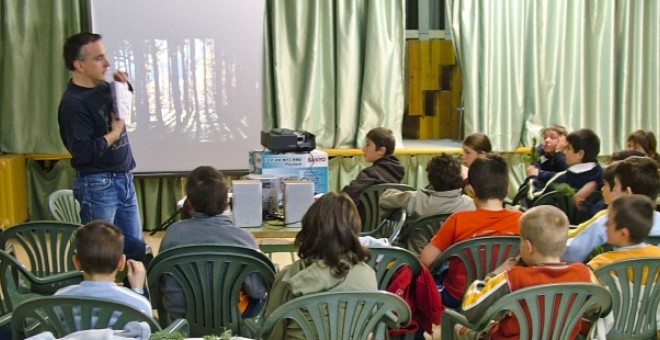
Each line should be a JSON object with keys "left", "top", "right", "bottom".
{"left": 63, "top": 32, "right": 102, "bottom": 71}
{"left": 366, "top": 127, "right": 396, "bottom": 155}
{"left": 566, "top": 128, "right": 600, "bottom": 163}
{"left": 185, "top": 166, "right": 229, "bottom": 216}
{"left": 75, "top": 221, "right": 124, "bottom": 274}
{"left": 467, "top": 154, "right": 509, "bottom": 200}
{"left": 427, "top": 154, "right": 463, "bottom": 191}
{"left": 610, "top": 195, "right": 654, "bottom": 244}
{"left": 520, "top": 205, "right": 569, "bottom": 257}
{"left": 613, "top": 156, "right": 660, "bottom": 200}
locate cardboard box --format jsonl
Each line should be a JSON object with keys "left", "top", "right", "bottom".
{"left": 249, "top": 149, "right": 329, "bottom": 194}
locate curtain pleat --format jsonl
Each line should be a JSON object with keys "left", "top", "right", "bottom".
{"left": 447, "top": 0, "right": 659, "bottom": 155}
{"left": 263, "top": 0, "right": 406, "bottom": 149}
{"left": 0, "top": 0, "right": 87, "bottom": 153}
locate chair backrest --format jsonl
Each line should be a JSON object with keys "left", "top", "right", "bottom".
{"left": 10, "top": 295, "right": 162, "bottom": 339}
{"left": 441, "top": 283, "right": 612, "bottom": 340}
{"left": 0, "top": 221, "right": 79, "bottom": 277}
{"left": 147, "top": 244, "right": 276, "bottom": 337}
{"left": 433, "top": 236, "right": 521, "bottom": 295}
{"left": 0, "top": 250, "right": 82, "bottom": 314}
{"left": 594, "top": 257, "right": 660, "bottom": 340}
{"left": 646, "top": 235, "right": 660, "bottom": 246}
{"left": 358, "top": 183, "right": 415, "bottom": 234}
{"left": 48, "top": 189, "right": 82, "bottom": 225}
{"left": 259, "top": 290, "right": 411, "bottom": 340}
{"left": 367, "top": 246, "right": 421, "bottom": 290}
{"left": 361, "top": 208, "right": 407, "bottom": 241}
{"left": 397, "top": 213, "right": 452, "bottom": 255}
{"left": 532, "top": 190, "right": 582, "bottom": 224}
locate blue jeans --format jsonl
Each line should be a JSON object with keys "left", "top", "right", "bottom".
{"left": 73, "top": 171, "right": 146, "bottom": 261}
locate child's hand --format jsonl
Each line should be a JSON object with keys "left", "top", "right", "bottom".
{"left": 556, "top": 136, "right": 567, "bottom": 152}
{"left": 126, "top": 259, "right": 146, "bottom": 290}
{"left": 526, "top": 165, "right": 539, "bottom": 177}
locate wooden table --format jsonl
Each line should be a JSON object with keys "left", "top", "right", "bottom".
{"left": 242, "top": 220, "right": 301, "bottom": 255}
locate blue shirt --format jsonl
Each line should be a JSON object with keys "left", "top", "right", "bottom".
{"left": 563, "top": 210, "right": 660, "bottom": 262}
{"left": 56, "top": 280, "right": 152, "bottom": 317}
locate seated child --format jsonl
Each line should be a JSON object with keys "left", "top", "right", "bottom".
{"left": 56, "top": 220, "right": 152, "bottom": 317}
{"left": 420, "top": 155, "right": 522, "bottom": 308}
{"left": 525, "top": 124, "right": 568, "bottom": 182}
{"left": 380, "top": 154, "right": 475, "bottom": 220}
{"left": 458, "top": 205, "right": 597, "bottom": 339}
{"left": 588, "top": 194, "right": 660, "bottom": 333}
{"left": 264, "top": 192, "right": 377, "bottom": 339}
{"left": 526, "top": 128, "right": 603, "bottom": 219}
{"left": 158, "top": 166, "right": 267, "bottom": 320}
{"left": 341, "top": 127, "right": 405, "bottom": 218}
{"left": 563, "top": 156, "right": 660, "bottom": 262}
{"left": 588, "top": 194, "right": 660, "bottom": 270}
{"left": 627, "top": 129, "right": 660, "bottom": 164}
{"left": 461, "top": 132, "right": 492, "bottom": 180}
{"left": 379, "top": 154, "right": 475, "bottom": 254}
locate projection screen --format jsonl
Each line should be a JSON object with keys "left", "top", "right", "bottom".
{"left": 90, "top": 0, "right": 265, "bottom": 172}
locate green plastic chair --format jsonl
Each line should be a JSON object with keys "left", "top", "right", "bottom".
{"left": 147, "top": 244, "right": 276, "bottom": 337}
{"left": 358, "top": 183, "right": 415, "bottom": 235}
{"left": 440, "top": 282, "right": 613, "bottom": 340}
{"left": 396, "top": 213, "right": 451, "bottom": 255}
{"left": 367, "top": 246, "right": 421, "bottom": 290}
{"left": 10, "top": 295, "right": 189, "bottom": 339}
{"left": 0, "top": 221, "right": 80, "bottom": 293}
{"left": 259, "top": 290, "right": 411, "bottom": 340}
{"left": 432, "top": 235, "right": 521, "bottom": 298}
{"left": 0, "top": 250, "right": 82, "bottom": 330}
{"left": 48, "top": 189, "right": 82, "bottom": 225}
{"left": 363, "top": 208, "right": 407, "bottom": 242}
{"left": 594, "top": 257, "right": 660, "bottom": 340}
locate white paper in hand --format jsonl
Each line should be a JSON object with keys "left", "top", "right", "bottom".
{"left": 112, "top": 81, "right": 133, "bottom": 125}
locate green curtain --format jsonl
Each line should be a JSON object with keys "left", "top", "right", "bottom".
{"left": 263, "top": 0, "right": 406, "bottom": 149}
{"left": 0, "top": 0, "right": 89, "bottom": 153}
{"left": 447, "top": 0, "right": 660, "bottom": 155}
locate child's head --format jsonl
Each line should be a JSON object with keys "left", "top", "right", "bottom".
{"left": 185, "top": 166, "right": 229, "bottom": 216}
{"left": 565, "top": 128, "right": 600, "bottom": 165}
{"left": 74, "top": 220, "right": 125, "bottom": 275}
{"left": 601, "top": 161, "right": 620, "bottom": 204}
{"left": 519, "top": 205, "right": 569, "bottom": 261}
{"left": 627, "top": 129, "right": 659, "bottom": 160}
{"left": 363, "top": 127, "right": 395, "bottom": 162}
{"left": 467, "top": 154, "right": 508, "bottom": 201}
{"left": 611, "top": 149, "right": 646, "bottom": 162}
{"left": 295, "top": 192, "right": 370, "bottom": 277}
{"left": 462, "top": 132, "right": 492, "bottom": 168}
{"left": 606, "top": 195, "right": 654, "bottom": 246}
{"left": 427, "top": 154, "right": 464, "bottom": 191}
{"left": 540, "top": 125, "right": 568, "bottom": 154}
{"left": 609, "top": 156, "right": 660, "bottom": 203}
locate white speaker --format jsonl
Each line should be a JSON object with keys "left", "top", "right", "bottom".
{"left": 283, "top": 181, "right": 315, "bottom": 225}
{"left": 231, "top": 180, "right": 263, "bottom": 227}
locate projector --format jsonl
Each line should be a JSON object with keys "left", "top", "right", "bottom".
{"left": 261, "top": 129, "right": 316, "bottom": 153}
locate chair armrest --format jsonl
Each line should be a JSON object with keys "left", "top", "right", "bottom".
{"left": 163, "top": 318, "right": 189, "bottom": 337}
{"left": 29, "top": 271, "right": 84, "bottom": 295}
{"left": 441, "top": 309, "right": 475, "bottom": 339}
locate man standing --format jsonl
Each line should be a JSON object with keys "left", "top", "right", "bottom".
{"left": 59, "top": 32, "right": 145, "bottom": 260}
